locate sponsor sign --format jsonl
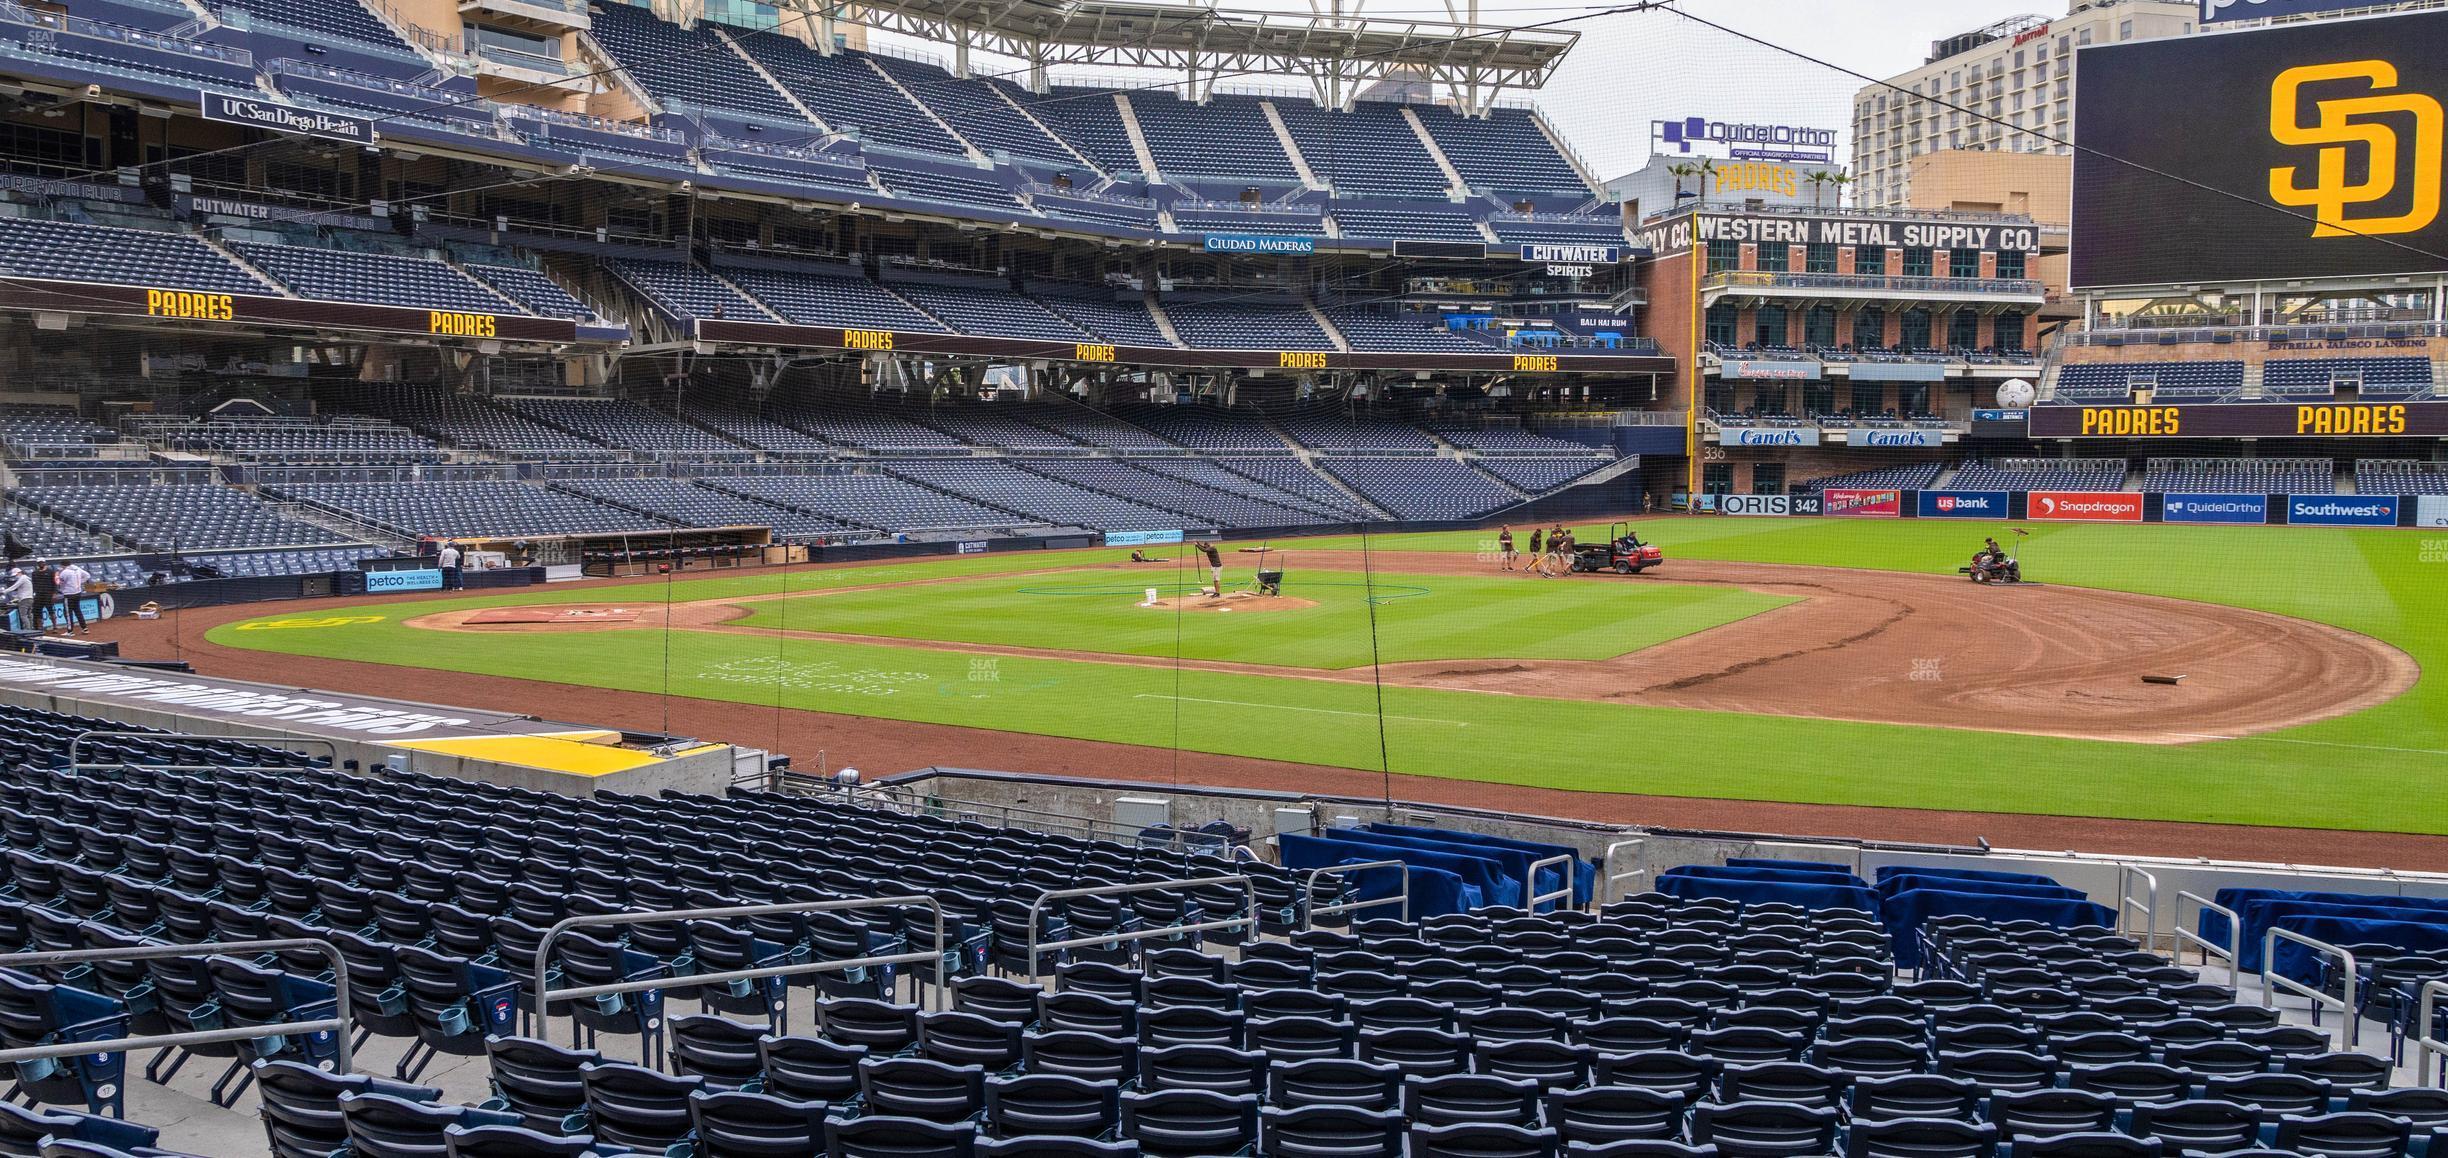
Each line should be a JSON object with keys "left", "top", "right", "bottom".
{"left": 2029, "top": 402, "right": 2446, "bottom": 438}
{"left": 1719, "top": 494, "right": 1792, "bottom": 516}
{"left": 365, "top": 569, "right": 444, "bottom": 593}
{"left": 956, "top": 541, "right": 989, "bottom": 555}
{"left": 1917, "top": 490, "right": 2012, "bottom": 518}
{"left": 1822, "top": 488, "right": 1902, "bottom": 518}
{"left": 2287, "top": 495, "right": 2399, "bottom": 526}
{"left": 199, "top": 90, "right": 372, "bottom": 144}
{"left": 1847, "top": 362, "right": 1950, "bottom": 383}
{"left": 1721, "top": 358, "right": 1821, "bottom": 381}
{"left": 2075, "top": 11, "right": 2448, "bottom": 285}
{"left": 1690, "top": 212, "right": 2042, "bottom": 255}
{"left": 1654, "top": 116, "right": 1838, "bottom": 163}
{"left": 1848, "top": 428, "right": 1945, "bottom": 448}
{"left": 2030, "top": 491, "right": 2145, "bottom": 522}
{"left": 1720, "top": 426, "right": 1821, "bottom": 447}
{"left": 2416, "top": 494, "right": 2448, "bottom": 527}
{"left": 1104, "top": 529, "right": 1186, "bottom": 547}
{"left": 1517, "top": 243, "right": 1622, "bottom": 265}
{"left": 1973, "top": 409, "right": 2029, "bottom": 422}
{"left": 1202, "top": 234, "right": 1316, "bottom": 256}
{"left": 2203, "top": 0, "right": 2371, "bottom": 24}
{"left": 2161, "top": 493, "right": 2272, "bottom": 524}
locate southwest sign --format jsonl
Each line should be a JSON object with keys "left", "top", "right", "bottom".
{"left": 2028, "top": 401, "right": 2448, "bottom": 438}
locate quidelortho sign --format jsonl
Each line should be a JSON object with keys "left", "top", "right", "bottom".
{"left": 2161, "top": 493, "right": 2270, "bottom": 524}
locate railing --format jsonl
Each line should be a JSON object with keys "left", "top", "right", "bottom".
{"left": 2117, "top": 865, "right": 2158, "bottom": 950}
{"left": 0, "top": 938, "right": 352, "bottom": 1073}
{"left": 2066, "top": 320, "right": 2448, "bottom": 346}
{"left": 533, "top": 897, "right": 951, "bottom": 1045}
{"left": 1527, "top": 852, "right": 1575, "bottom": 911}
{"left": 70, "top": 731, "right": 338, "bottom": 771}
{"left": 461, "top": 0, "right": 586, "bottom": 14}
{"left": 2261, "top": 927, "right": 2357, "bottom": 1047}
{"left": 462, "top": 34, "right": 572, "bottom": 76}
{"left": 1023, "top": 183, "right": 1156, "bottom": 209}
{"left": 2, "top": 6, "right": 255, "bottom": 66}
{"left": 1704, "top": 271, "right": 2045, "bottom": 298}
{"left": 1022, "top": 875, "right": 1258, "bottom": 980}
{"left": 1300, "top": 860, "right": 1410, "bottom": 929}
{"left": 2416, "top": 979, "right": 2448, "bottom": 1086}
{"left": 1600, "top": 838, "right": 1647, "bottom": 904}
{"left": 1645, "top": 201, "right": 2039, "bottom": 227}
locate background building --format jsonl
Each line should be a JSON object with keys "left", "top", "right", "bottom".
{"left": 1849, "top": 0, "right": 2196, "bottom": 209}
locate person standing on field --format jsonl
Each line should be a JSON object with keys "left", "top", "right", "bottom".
{"left": 1524, "top": 527, "right": 1545, "bottom": 576}
{"left": 54, "top": 559, "right": 89, "bottom": 634}
{"left": 1497, "top": 526, "right": 1515, "bottom": 571}
{"left": 2, "top": 567, "right": 31, "bottom": 633}
{"left": 1194, "top": 540, "right": 1224, "bottom": 596}
{"left": 27, "top": 560, "right": 56, "bottom": 633}
{"left": 437, "top": 540, "right": 464, "bottom": 590}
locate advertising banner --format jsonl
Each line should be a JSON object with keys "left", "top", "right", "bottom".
{"left": 2027, "top": 402, "right": 2446, "bottom": 438}
{"left": 1848, "top": 428, "right": 1945, "bottom": 448}
{"left": 1846, "top": 362, "right": 1950, "bottom": 383}
{"left": 2202, "top": 0, "right": 2377, "bottom": 25}
{"left": 1719, "top": 495, "right": 1792, "bottom": 516}
{"left": 1719, "top": 426, "right": 1821, "bottom": 447}
{"left": 2160, "top": 492, "right": 2271, "bottom": 524}
{"left": 199, "top": 90, "right": 372, "bottom": 144}
{"left": 1720, "top": 359, "right": 1822, "bottom": 381}
{"left": 1104, "top": 529, "right": 1186, "bottom": 547}
{"left": 1516, "top": 243, "right": 1622, "bottom": 265}
{"left": 2075, "top": 11, "right": 2448, "bottom": 285}
{"left": 2286, "top": 495, "right": 2399, "bottom": 526}
{"left": 1822, "top": 488, "right": 1902, "bottom": 518}
{"left": 1973, "top": 409, "right": 2029, "bottom": 422}
{"left": 2419, "top": 494, "right": 2448, "bottom": 528}
{"left": 2030, "top": 491, "right": 2144, "bottom": 522}
{"left": 364, "top": 569, "right": 444, "bottom": 593}
{"left": 1201, "top": 234, "right": 1316, "bottom": 256}
{"left": 1917, "top": 491, "right": 2012, "bottom": 518}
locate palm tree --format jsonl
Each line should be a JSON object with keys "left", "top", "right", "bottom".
{"left": 1804, "top": 170, "right": 1833, "bottom": 207}
{"left": 1829, "top": 169, "right": 1852, "bottom": 208}
{"left": 1667, "top": 162, "right": 1700, "bottom": 201}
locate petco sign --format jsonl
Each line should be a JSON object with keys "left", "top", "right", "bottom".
{"left": 2161, "top": 493, "right": 2269, "bottom": 525}
{"left": 2030, "top": 491, "right": 2143, "bottom": 522}
{"left": 1822, "top": 488, "right": 1902, "bottom": 518}
{"left": 1720, "top": 427, "right": 1820, "bottom": 446}
{"left": 1917, "top": 491, "right": 2010, "bottom": 518}
{"left": 1719, "top": 495, "right": 1793, "bottom": 517}
{"left": 364, "top": 569, "right": 444, "bottom": 593}
{"left": 2287, "top": 496, "right": 2399, "bottom": 527}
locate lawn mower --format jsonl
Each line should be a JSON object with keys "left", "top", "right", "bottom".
{"left": 1571, "top": 522, "right": 1664, "bottom": 575}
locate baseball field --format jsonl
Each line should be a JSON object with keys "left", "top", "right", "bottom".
{"left": 199, "top": 517, "right": 2443, "bottom": 837}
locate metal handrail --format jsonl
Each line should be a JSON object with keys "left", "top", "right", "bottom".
{"left": 0, "top": 938, "right": 351, "bottom": 1071}
{"left": 2174, "top": 891, "right": 2240, "bottom": 990}
{"left": 2416, "top": 979, "right": 2447, "bottom": 1086}
{"left": 1526, "top": 853, "right": 1575, "bottom": 912}
{"left": 70, "top": 731, "right": 338, "bottom": 771}
{"left": 2117, "top": 866, "right": 2159, "bottom": 950}
{"left": 1299, "top": 860, "right": 1409, "bottom": 930}
{"left": 2262, "top": 927, "right": 2358, "bottom": 1047}
{"left": 1601, "top": 839, "right": 1647, "bottom": 904}
{"left": 1022, "top": 875, "right": 1258, "bottom": 980}
{"left": 534, "top": 896, "right": 950, "bottom": 1023}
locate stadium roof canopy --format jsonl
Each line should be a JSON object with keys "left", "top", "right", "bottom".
{"left": 824, "top": 0, "right": 1580, "bottom": 108}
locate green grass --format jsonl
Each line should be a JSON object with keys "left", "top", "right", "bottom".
{"left": 727, "top": 569, "right": 1790, "bottom": 670}
{"left": 208, "top": 522, "right": 2448, "bottom": 833}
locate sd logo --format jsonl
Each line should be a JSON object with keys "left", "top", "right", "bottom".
{"left": 235, "top": 615, "right": 385, "bottom": 631}
{"left": 2269, "top": 60, "right": 2444, "bottom": 237}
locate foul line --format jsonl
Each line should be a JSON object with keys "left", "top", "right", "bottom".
{"left": 1133, "top": 693, "right": 1469, "bottom": 727}
{"left": 2170, "top": 733, "right": 2448, "bottom": 757}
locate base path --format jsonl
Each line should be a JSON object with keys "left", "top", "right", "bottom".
{"left": 85, "top": 566, "right": 2448, "bottom": 870}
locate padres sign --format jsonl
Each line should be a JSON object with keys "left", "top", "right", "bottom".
{"left": 2073, "top": 9, "right": 2448, "bottom": 285}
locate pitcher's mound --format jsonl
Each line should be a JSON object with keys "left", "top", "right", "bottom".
{"left": 1141, "top": 592, "right": 1318, "bottom": 614}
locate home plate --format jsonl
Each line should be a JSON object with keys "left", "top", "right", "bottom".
{"left": 466, "top": 606, "right": 645, "bottom": 625}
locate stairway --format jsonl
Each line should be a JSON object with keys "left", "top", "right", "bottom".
{"left": 1401, "top": 106, "right": 1472, "bottom": 198}
{"left": 1305, "top": 303, "right": 1352, "bottom": 353}
{"left": 1260, "top": 100, "right": 1324, "bottom": 190}
{"left": 715, "top": 28, "right": 828, "bottom": 131}
{"left": 198, "top": 236, "right": 293, "bottom": 297}
{"left": 992, "top": 85, "right": 1101, "bottom": 172}
{"left": 1112, "top": 93, "right": 1164, "bottom": 181}
{"left": 861, "top": 57, "right": 983, "bottom": 161}
{"left": 1146, "top": 294, "right": 1187, "bottom": 348}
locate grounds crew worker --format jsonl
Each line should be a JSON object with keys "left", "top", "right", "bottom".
{"left": 1496, "top": 526, "right": 1515, "bottom": 571}
{"left": 1195, "top": 541, "right": 1224, "bottom": 595}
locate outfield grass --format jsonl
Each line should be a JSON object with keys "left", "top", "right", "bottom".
{"left": 727, "top": 569, "right": 1791, "bottom": 669}
{"left": 208, "top": 520, "right": 2448, "bottom": 833}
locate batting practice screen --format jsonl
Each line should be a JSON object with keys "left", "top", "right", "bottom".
{"left": 2072, "top": 9, "right": 2448, "bottom": 288}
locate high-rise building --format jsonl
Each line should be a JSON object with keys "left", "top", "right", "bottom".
{"left": 1849, "top": 0, "right": 2195, "bottom": 209}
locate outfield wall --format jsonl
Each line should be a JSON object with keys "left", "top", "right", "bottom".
{"left": 1710, "top": 489, "right": 2434, "bottom": 528}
